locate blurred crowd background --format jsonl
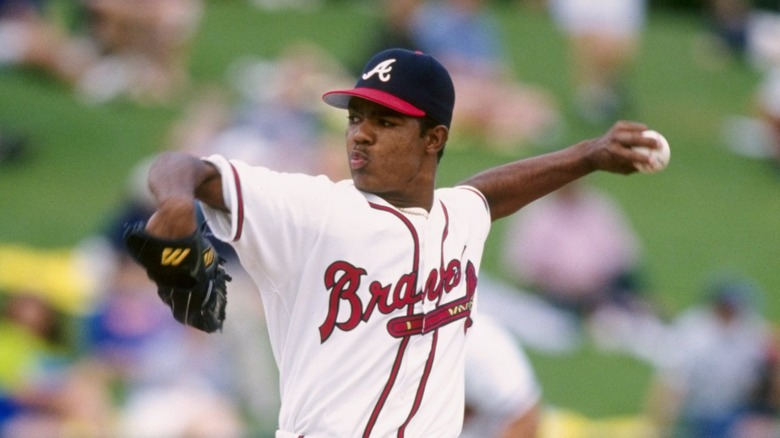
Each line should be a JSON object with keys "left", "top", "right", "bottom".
{"left": 1, "top": 0, "right": 779, "bottom": 437}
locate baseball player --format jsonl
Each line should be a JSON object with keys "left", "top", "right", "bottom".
{"left": 127, "top": 48, "right": 661, "bottom": 437}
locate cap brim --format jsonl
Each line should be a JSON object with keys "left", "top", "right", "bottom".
{"left": 322, "top": 87, "right": 425, "bottom": 117}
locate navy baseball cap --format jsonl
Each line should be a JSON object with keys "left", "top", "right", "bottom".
{"left": 323, "top": 48, "right": 455, "bottom": 128}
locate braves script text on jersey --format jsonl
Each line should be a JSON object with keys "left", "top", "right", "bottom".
{"left": 200, "top": 155, "right": 491, "bottom": 437}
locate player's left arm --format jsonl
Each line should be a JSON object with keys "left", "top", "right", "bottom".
{"left": 123, "top": 151, "right": 232, "bottom": 333}
{"left": 460, "top": 120, "right": 655, "bottom": 221}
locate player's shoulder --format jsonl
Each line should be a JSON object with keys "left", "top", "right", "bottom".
{"left": 435, "top": 186, "right": 491, "bottom": 234}
{"left": 437, "top": 185, "right": 489, "bottom": 211}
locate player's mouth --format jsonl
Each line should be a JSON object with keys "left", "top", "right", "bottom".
{"left": 350, "top": 150, "right": 368, "bottom": 170}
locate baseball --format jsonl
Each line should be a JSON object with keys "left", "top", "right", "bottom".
{"left": 633, "top": 130, "right": 670, "bottom": 173}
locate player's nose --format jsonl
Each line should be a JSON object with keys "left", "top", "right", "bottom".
{"left": 350, "top": 120, "right": 374, "bottom": 146}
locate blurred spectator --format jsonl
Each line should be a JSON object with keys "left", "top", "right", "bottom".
{"left": 502, "top": 181, "right": 643, "bottom": 316}
{"left": 360, "top": 0, "right": 562, "bottom": 152}
{"left": 462, "top": 313, "right": 542, "bottom": 438}
{"left": 81, "top": 244, "right": 245, "bottom": 437}
{"left": 745, "top": 4, "right": 780, "bottom": 71}
{"left": 355, "top": 0, "right": 419, "bottom": 67}
{"left": 0, "top": 292, "right": 113, "bottom": 437}
{"left": 413, "top": 0, "right": 563, "bottom": 151}
{"left": 80, "top": 0, "right": 204, "bottom": 103}
{"left": 704, "top": 0, "right": 752, "bottom": 60}
{"left": 215, "top": 259, "right": 281, "bottom": 437}
{"left": 733, "top": 328, "right": 780, "bottom": 438}
{"left": 409, "top": 0, "right": 508, "bottom": 78}
{"left": 345, "top": 0, "right": 421, "bottom": 74}
{"left": 758, "top": 347, "right": 780, "bottom": 401}
{"left": 548, "top": 0, "right": 647, "bottom": 124}
{"left": 696, "top": 1, "right": 780, "bottom": 70}
{"left": 719, "top": 4, "right": 780, "bottom": 171}
{"left": 0, "top": 0, "right": 203, "bottom": 104}
{"left": 471, "top": 272, "right": 583, "bottom": 354}
{"left": 501, "top": 181, "right": 664, "bottom": 357}
{"left": 168, "top": 42, "right": 352, "bottom": 179}
{"left": 645, "top": 276, "right": 774, "bottom": 438}
{"left": 723, "top": 67, "right": 780, "bottom": 171}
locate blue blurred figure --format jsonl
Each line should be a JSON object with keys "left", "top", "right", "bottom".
{"left": 646, "top": 275, "right": 776, "bottom": 438}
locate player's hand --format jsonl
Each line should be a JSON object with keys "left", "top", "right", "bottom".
{"left": 582, "top": 120, "right": 657, "bottom": 174}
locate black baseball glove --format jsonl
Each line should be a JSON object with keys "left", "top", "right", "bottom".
{"left": 124, "top": 221, "right": 230, "bottom": 333}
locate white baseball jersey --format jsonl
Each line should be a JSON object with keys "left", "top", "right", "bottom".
{"left": 200, "top": 155, "right": 491, "bottom": 438}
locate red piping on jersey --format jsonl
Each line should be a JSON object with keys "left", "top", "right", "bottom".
{"left": 363, "top": 202, "right": 421, "bottom": 438}
{"left": 228, "top": 162, "right": 244, "bottom": 241}
{"left": 398, "top": 330, "right": 438, "bottom": 438}
{"left": 397, "top": 202, "right": 450, "bottom": 437}
{"left": 364, "top": 336, "right": 411, "bottom": 438}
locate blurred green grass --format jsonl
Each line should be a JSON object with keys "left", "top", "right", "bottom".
{"left": 0, "top": 0, "right": 777, "bottom": 419}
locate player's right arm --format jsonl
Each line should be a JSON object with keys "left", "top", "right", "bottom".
{"left": 144, "top": 151, "right": 226, "bottom": 239}
{"left": 459, "top": 120, "right": 654, "bottom": 221}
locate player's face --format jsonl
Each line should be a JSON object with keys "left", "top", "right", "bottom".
{"left": 345, "top": 98, "right": 442, "bottom": 207}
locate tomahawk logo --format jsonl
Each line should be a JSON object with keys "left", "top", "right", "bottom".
{"left": 362, "top": 59, "right": 396, "bottom": 82}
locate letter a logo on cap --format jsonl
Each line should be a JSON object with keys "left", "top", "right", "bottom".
{"left": 362, "top": 59, "right": 396, "bottom": 82}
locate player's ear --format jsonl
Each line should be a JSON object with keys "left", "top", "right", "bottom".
{"left": 425, "top": 125, "right": 448, "bottom": 158}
